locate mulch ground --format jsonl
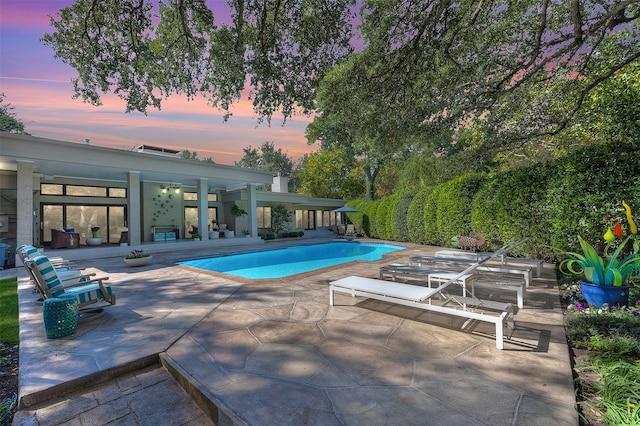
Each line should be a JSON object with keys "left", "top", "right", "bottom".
{"left": 0, "top": 342, "right": 19, "bottom": 400}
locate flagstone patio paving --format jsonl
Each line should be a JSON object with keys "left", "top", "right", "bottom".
{"left": 11, "top": 238, "right": 577, "bottom": 425}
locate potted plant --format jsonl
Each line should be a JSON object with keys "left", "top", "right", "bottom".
{"left": 231, "top": 205, "right": 248, "bottom": 217}
{"left": 559, "top": 201, "right": 639, "bottom": 307}
{"left": 124, "top": 249, "right": 153, "bottom": 266}
{"left": 86, "top": 226, "right": 103, "bottom": 245}
{"left": 192, "top": 233, "right": 201, "bottom": 241}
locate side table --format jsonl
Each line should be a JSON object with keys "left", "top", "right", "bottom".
{"left": 43, "top": 296, "right": 79, "bottom": 339}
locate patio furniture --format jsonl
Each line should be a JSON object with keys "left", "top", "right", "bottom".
{"left": 330, "top": 275, "right": 515, "bottom": 350}
{"left": 17, "top": 246, "right": 93, "bottom": 301}
{"left": 43, "top": 296, "right": 78, "bottom": 338}
{"left": 28, "top": 255, "right": 116, "bottom": 321}
{"left": 456, "top": 231, "right": 486, "bottom": 251}
{"left": 330, "top": 247, "right": 517, "bottom": 349}
{"left": 51, "top": 229, "right": 80, "bottom": 249}
{"left": 380, "top": 263, "right": 526, "bottom": 308}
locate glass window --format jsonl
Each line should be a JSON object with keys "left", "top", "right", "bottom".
{"left": 67, "top": 186, "right": 107, "bottom": 197}
{"left": 185, "top": 207, "right": 218, "bottom": 236}
{"left": 208, "top": 193, "right": 217, "bottom": 202}
{"left": 184, "top": 207, "right": 198, "bottom": 235}
{"left": 257, "top": 207, "right": 272, "bottom": 228}
{"left": 66, "top": 205, "right": 107, "bottom": 242}
{"left": 109, "top": 188, "right": 126, "bottom": 198}
{"left": 41, "top": 184, "right": 63, "bottom": 195}
{"left": 108, "top": 206, "right": 126, "bottom": 243}
{"left": 42, "top": 205, "right": 63, "bottom": 241}
{"left": 184, "top": 192, "right": 197, "bottom": 201}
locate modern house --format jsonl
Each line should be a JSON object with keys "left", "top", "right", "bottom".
{"left": 0, "top": 132, "right": 346, "bottom": 268}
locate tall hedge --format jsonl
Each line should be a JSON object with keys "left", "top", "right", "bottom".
{"left": 422, "top": 188, "right": 441, "bottom": 244}
{"left": 375, "top": 196, "right": 395, "bottom": 240}
{"left": 364, "top": 200, "right": 381, "bottom": 238}
{"left": 407, "top": 189, "right": 430, "bottom": 244}
{"left": 544, "top": 141, "right": 640, "bottom": 256}
{"left": 352, "top": 139, "right": 640, "bottom": 260}
{"left": 435, "top": 173, "right": 486, "bottom": 247}
{"left": 471, "top": 163, "right": 555, "bottom": 257}
{"left": 392, "top": 193, "right": 414, "bottom": 242}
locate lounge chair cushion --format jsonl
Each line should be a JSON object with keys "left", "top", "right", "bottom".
{"left": 66, "top": 283, "right": 114, "bottom": 305}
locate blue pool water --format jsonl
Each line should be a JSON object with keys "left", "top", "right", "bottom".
{"left": 177, "top": 241, "right": 406, "bottom": 279}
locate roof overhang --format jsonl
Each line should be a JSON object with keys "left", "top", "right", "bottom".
{"left": 0, "top": 132, "right": 273, "bottom": 191}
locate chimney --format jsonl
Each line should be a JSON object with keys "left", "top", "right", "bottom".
{"left": 271, "top": 175, "right": 289, "bottom": 193}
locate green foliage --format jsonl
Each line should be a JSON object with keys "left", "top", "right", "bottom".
{"left": 0, "top": 278, "right": 18, "bottom": 345}
{"left": 384, "top": 194, "right": 400, "bottom": 241}
{"left": 564, "top": 298, "right": 640, "bottom": 425}
{"left": 362, "top": 138, "right": 639, "bottom": 262}
{"left": 295, "top": 148, "right": 365, "bottom": 199}
{"left": 355, "top": 0, "right": 640, "bottom": 148}
{"left": 422, "top": 187, "right": 441, "bottom": 244}
{"left": 181, "top": 150, "right": 199, "bottom": 160}
{"left": 434, "top": 174, "right": 485, "bottom": 244}
{"left": 374, "top": 197, "right": 395, "bottom": 240}
{"left": 363, "top": 200, "right": 381, "bottom": 238}
{"left": 544, "top": 140, "right": 640, "bottom": 255}
{"left": 407, "top": 189, "right": 430, "bottom": 244}
{"left": 392, "top": 194, "right": 414, "bottom": 242}
{"left": 235, "top": 142, "right": 294, "bottom": 190}
{"left": 0, "top": 393, "right": 17, "bottom": 426}
{"left": 471, "top": 162, "right": 554, "bottom": 255}
{"left": 270, "top": 205, "right": 292, "bottom": 235}
{"left": 0, "top": 94, "right": 27, "bottom": 134}
{"left": 42, "top": 0, "right": 355, "bottom": 121}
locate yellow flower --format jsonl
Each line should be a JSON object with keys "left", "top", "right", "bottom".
{"left": 629, "top": 402, "right": 637, "bottom": 409}
{"left": 604, "top": 227, "right": 615, "bottom": 242}
{"left": 622, "top": 201, "right": 637, "bottom": 234}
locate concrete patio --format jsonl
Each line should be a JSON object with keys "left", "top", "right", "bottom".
{"left": 9, "top": 236, "right": 578, "bottom": 425}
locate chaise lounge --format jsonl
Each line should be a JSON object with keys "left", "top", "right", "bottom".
{"left": 329, "top": 248, "right": 517, "bottom": 349}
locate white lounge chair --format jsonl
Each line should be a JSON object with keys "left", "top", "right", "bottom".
{"left": 380, "top": 263, "right": 526, "bottom": 308}
{"left": 330, "top": 250, "right": 517, "bottom": 349}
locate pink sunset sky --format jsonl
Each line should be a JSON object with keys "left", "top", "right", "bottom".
{"left": 0, "top": 1, "right": 318, "bottom": 165}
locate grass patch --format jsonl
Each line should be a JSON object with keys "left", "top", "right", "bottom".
{"left": 0, "top": 278, "right": 19, "bottom": 345}
{"left": 0, "top": 277, "right": 19, "bottom": 425}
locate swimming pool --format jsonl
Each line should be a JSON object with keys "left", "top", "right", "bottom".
{"left": 177, "top": 241, "right": 406, "bottom": 279}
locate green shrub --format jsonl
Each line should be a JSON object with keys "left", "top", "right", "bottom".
{"left": 392, "top": 193, "right": 414, "bottom": 242}
{"left": 383, "top": 194, "right": 400, "bottom": 240}
{"left": 423, "top": 187, "right": 441, "bottom": 244}
{"left": 373, "top": 197, "right": 394, "bottom": 240}
{"left": 364, "top": 200, "right": 381, "bottom": 238}
{"left": 435, "top": 174, "right": 485, "bottom": 246}
{"left": 407, "top": 188, "right": 430, "bottom": 244}
{"left": 472, "top": 163, "right": 554, "bottom": 256}
{"left": 544, "top": 140, "right": 640, "bottom": 258}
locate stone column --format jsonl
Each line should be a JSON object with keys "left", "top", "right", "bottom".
{"left": 127, "top": 171, "right": 141, "bottom": 245}
{"left": 246, "top": 184, "right": 257, "bottom": 237}
{"left": 16, "top": 160, "right": 34, "bottom": 252}
{"left": 197, "top": 178, "right": 208, "bottom": 240}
